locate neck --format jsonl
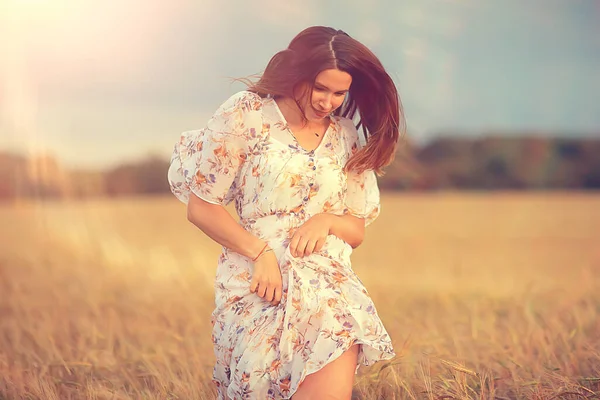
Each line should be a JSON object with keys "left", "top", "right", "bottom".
{"left": 276, "top": 97, "right": 306, "bottom": 127}
{"left": 275, "top": 97, "right": 330, "bottom": 133}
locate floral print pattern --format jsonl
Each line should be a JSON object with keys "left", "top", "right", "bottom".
{"left": 168, "top": 91, "right": 394, "bottom": 399}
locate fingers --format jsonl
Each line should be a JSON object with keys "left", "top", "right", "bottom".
{"left": 257, "top": 283, "right": 267, "bottom": 298}
{"left": 304, "top": 239, "right": 317, "bottom": 257}
{"left": 250, "top": 275, "right": 282, "bottom": 305}
{"left": 315, "top": 237, "right": 326, "bottom": 253}
{"left": 271, "top": 286, "right": 282, "bottom": 306}
{"left": 250, "top": 253, "right": 283, "bottom": 306}
{"left": 290, "top": 231, "right": 308, "bottom": 258}
{"left": 289, "top": 234, "right": 300, "bottom": 257}
{"left": 264, "top": 286, "right": 275, "bottom": 302}
{"left": 291, "top": 235, "right": 309, "bottom": 258}
{"left": 296, "top": 236, "right": 309, "bottom": 257}
{"left": 250, "top": 277, "right": 259, "bottom": 293}
{"left": 291, "top": 236, "right": 320, "bottom": 257}
{"left": 290, "top": 227, "right": 328, "bottom": 257}
{"left": 252, "top": 283, "right": 282, "bottom": 305}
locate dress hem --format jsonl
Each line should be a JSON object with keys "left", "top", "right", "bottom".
{"left": 215, "top": 337, "right": 395, "bottom": 400}
{"left": 283, "top": 338, "right": 395, "bottom": 399}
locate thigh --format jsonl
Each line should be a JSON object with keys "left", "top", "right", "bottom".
{"left": 292, "top": 343, "right": 360, "bottom": 400}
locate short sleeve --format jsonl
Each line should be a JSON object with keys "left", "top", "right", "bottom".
{"left": 340, "top": 119, "right": 381, "bottom": 227}
{"left": 167, "top": 91, "right": 263, "bottom": 206}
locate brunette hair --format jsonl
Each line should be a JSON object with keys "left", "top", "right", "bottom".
{"left": 245, "top": 26, "right": 405, "bottom": 175}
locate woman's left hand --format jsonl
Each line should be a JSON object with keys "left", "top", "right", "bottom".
{"left": 289, "top": 213, "right": 334, "bottom": 258}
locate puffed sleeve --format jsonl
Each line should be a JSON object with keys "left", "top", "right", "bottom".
{"left": 167, "top": 91, "right": 263, "bottom": 206}
{"left": 341, "top": 119, "right": 381, "bottom": 227}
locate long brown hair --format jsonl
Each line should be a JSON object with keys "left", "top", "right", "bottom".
{"left": 245, "top": 26, "right": 405, "bottom": 175}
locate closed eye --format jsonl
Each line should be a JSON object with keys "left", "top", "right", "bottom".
{"left": 315, "top": 87, "right": 347, "bottom": 96}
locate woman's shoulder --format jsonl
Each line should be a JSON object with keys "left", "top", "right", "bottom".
{"left": 218, "top": 90, "right": 264, "bottom": 114}
{"left": 335, "top": 116, "right": 358, "bottom": 135}
{"left": 334, "top": 116, "right": 363, "bottom": 150}
{"left": 208, "top": 91, "right": 266, "bottom": 143}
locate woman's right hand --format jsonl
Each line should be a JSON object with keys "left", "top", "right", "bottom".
{"left": 250, "top": 249, "right": 283, "bottom": 306}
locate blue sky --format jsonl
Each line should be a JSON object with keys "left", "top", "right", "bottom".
{"left": 1, "top": 0, "right": 598, "bottom": 168}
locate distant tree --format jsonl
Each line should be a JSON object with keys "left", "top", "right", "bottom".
{"left": 556, "top": 140, "right": 582, "bottom": 160}
{"left": 137, "top": 156, "right": 171, "bottom": 194}
{"left": 583, "top": 162, "right": 600, "bottom": 189}
{"left": 105, "top": 156, "right": 170, "bottom": 196}
{"left": 486, "top": 157, "right": 508, "bottom": 177}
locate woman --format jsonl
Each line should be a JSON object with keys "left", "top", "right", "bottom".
{"left": 168, "top": 26, "right": 404, "bottom": 400}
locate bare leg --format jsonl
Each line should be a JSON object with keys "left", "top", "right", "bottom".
{"left": 292, "top": 344, "right": 360, "bottom": 400}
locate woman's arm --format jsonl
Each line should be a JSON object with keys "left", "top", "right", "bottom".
{"left": 326, "top": 213, "right": 366, "bottom": 249}
{"left": 288, "top": 213, "right": 366, "bottom": 257}
{"left": 188, "top": 194, "right": 284, "bottom": 305}
{"left": 187, "top": 194, "right": 266, "bottom": 258}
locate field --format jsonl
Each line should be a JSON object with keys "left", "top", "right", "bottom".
{"left": 1, "top": 193, "right": 599, "bottom": 399}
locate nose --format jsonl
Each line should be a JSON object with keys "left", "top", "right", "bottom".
{"left": 318, "top": 94, "right": 332, "bottom": 111}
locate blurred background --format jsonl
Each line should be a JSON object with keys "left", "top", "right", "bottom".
{"left": 1, "top": 0, "right": 599, "bottom": 198}
{"left": 2, "top": 1, "right": 600, "bottom": 399}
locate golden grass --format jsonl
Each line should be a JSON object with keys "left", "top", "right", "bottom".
{"left": 1, "top": 192, "right": 599, "bottom": 399}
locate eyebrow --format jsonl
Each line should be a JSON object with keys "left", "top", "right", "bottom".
{"left": 315, "top": 82, "right": 349, "bottom": 93}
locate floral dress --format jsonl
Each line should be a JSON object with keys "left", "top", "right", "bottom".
{"left": 167, "top": 91, "right": 395, "bottom": 399}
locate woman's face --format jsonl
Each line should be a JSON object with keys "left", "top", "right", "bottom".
{"left": 296, "top": 68, "right": 352, "bottom": 122}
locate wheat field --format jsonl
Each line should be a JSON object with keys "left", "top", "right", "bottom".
{"left": 1, "top": 192, "right": 599, "bottom": 399}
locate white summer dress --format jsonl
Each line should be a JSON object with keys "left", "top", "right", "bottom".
{"left": 167, "top": 91, "right": 395, "bottom": 399}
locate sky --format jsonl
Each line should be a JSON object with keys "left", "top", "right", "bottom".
{"left": 1, "top": 0, "right": 599, "bottom": 169}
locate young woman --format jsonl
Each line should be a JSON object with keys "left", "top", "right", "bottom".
{"left": 168, "top": 26, "right": 404, "bottom": 400}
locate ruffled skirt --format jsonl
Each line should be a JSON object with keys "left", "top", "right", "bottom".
{"left": 210, "top": 235, "right": 395, "bottom": 399}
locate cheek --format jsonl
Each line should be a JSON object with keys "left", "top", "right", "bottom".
{"left": 332, "top": 97, "right": 345, "bottom": 109}
{"left": 310, "top": 91, "right": 325, "bottom": 104}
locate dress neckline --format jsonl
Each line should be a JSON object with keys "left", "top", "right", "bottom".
{"left": 271, "top": 97, "right": 333, "bottom": 154}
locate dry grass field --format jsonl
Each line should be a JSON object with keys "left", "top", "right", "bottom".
{"left": 1, "top": 192, "right": 599, "bottom": 399}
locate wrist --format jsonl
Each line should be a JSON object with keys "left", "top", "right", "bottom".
{"left": 252, "top": 243, "right": 270, "bottom": 261}
{"left": 321, "top": 213, "right": 338, "bottom": 235}
{"left": 244, "top": 238, "right": 268, "bottom": 260}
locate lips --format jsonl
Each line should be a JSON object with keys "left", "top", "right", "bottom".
{"left": 313, "top": 109, "right": 329, "bottom": 118}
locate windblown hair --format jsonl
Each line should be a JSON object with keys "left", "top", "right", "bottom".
{"left": 244, "top": 26, "right": 405, "bottom": 175}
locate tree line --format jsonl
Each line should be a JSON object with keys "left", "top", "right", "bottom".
{"left": 1, "top": 136, "right": 599, "bottom": 200}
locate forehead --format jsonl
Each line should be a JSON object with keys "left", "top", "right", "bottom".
{"left": 314, "top": 69, "right": 352, "bottom": 91}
